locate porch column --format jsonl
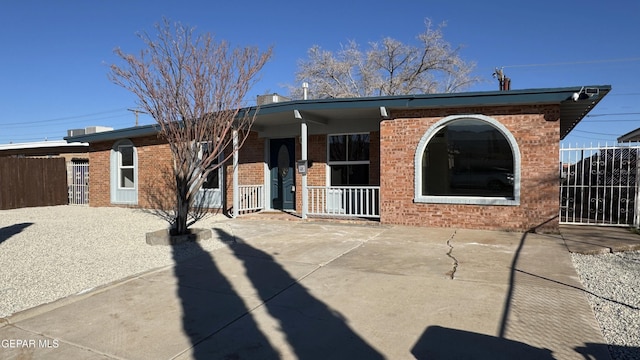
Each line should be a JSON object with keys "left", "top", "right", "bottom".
{"left": 232, "top": 129, "right": 239, "bottom": 218}
{"left": 301, "top": 120, "right": 308, "bottom": 219}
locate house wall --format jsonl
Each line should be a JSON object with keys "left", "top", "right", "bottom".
{"left": 294, "top": 134, "right": 328, "bottom": 211}
{"left": 225, "top": 131, "right": 265, "bottom": 213}
{"left": 380, "top": 105, "right": 561, "bottom": 232}
{"left": 88, "top": 135, "right": 173, "bottom": 209}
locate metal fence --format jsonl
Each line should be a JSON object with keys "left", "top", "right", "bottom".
{"left": 560, "top": 143, "right": 639, "bottom": 227}
{"left": 68, "top": 161, "right": 89, "bottom": 205}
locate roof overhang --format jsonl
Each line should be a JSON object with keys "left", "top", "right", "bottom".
{"left": 0, "top": 140, "right": 89, "bottom": 157}
{"left": 65, "top": 85, "right": 611, "bottom": 143}
{"left": 618, "top": 127, "right": 640, "bottom": 142}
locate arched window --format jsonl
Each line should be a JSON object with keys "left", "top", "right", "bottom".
{"left": 414, "top": 115, "right": 520, "bottom": 205}
{"left": 110, "top": 139, "right": 138, "bottom": 204}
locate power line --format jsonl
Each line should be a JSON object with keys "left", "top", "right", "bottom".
{"left": 501, "top": 57, "right": 640, "bottom": 69}
{"left": 0, "top": 108, "right": 128, "bottom": 126}
{"left": 2, "top": 114, "right": 130, "bottom": 129}
{"left": 573, "top": 129, "right": 621, "bottom": 136}
{"left": 584, "top": 119, "right": 640, "bottom": 122}
{"left": 585, "top": 112, "right": 640, "bottom": 117}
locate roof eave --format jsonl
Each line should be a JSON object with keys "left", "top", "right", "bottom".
{"left": 64, "top": 124, "right": 160, "bottom": 144}
{"left": 617, "top": 127, "right": 640, "bottom": 142}
{"left": 63, "top": 85, "right": 611, "bottom": 143}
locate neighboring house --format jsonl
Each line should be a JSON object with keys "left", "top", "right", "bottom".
{"left": 0, "top": 139, "right": 89, "bottom": 159}
{"left": 618, "top": 127, "right": 640, "bottom": 142}
{"left": 65, "top": 85, "right": 610, "bottom": 232}
{"left": 0, "top": 140, "right": 90, "bottom": 208}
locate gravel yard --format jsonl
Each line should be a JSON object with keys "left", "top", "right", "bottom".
{"left": 0, "top": 205, "right": 229, "bottom": 318}
{"left": 572, "top": 250, "right": 640, "bottom": 360}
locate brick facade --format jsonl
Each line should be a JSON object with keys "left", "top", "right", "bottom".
{"left": 88, "top": 135, "right": 173, "bottom": 209}
{"left": 86, "top": 106, "right": 561, "bottom": 232}
{"left": 380, "top": 105, "right": 561, "bottom": 232}
{"left": 224, "top": 131, "right": 265, "bottom": 213}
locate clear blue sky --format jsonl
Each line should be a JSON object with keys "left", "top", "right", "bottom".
{"left": 1, "top": 0, "right": 638, "bottom": 145}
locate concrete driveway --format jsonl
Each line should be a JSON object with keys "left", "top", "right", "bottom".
{"left": 0, "top": 219, "right": 610, "bottom": 359}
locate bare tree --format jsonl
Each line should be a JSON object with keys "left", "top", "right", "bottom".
{"left": 109, "top": 19, "right": 272, "bottom": 235}
{"left": 291, "top": 19, "right": 479, "bottom": 99}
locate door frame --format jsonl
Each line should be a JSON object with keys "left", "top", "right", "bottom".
{"left": 268, "top": 137, "right": 296, "bottom": 210}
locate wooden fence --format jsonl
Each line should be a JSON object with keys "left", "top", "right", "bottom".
{"left": 0, "top": 157, "right": 68, "bottom": 210}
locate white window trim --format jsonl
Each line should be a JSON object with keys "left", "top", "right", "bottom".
{"left": 110, "top": 139, "right": 137, "bottom": 205}
{"left": 413, "top": 114, "right": 521, "bottom": 206}
{"left": 327, "top": 133, "right": 371, "bottom": 186}
{"left": 197, "top": 142, "right": 222, "bottom": 190}
{"left": 117, "top": 144, "right": 135, "bottom": 189}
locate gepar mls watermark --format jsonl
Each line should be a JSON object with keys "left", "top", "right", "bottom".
{"left": 1, "top": 338, "right": 59, "bottom": 349}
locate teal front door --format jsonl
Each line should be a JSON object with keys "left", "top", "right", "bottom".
{"left": 270, "top": 138, "right": 295, "bottom": 210}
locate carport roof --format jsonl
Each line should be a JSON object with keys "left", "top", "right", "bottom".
{"left": 65, "top": 85, "right": 610, "bottom": 143}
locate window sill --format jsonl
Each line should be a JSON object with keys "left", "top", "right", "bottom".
{"left": 414, "top": 195, "right": 519, "bottom": 206}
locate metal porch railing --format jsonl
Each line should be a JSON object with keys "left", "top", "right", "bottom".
{"left": 308, "top": 186, "right": 380, "bottom": 218}
{"left": 238, "top": 184, "right": 264, "bottom": 212}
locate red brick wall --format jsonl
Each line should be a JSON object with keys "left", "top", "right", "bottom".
{"left": 136, "top": 136, "right": 174, "bottom": 209}
{"left": 380, "top": 105, "right": 561, "bottom": 232}
{"left": 294, "top": 134, "right": 328, "bottom": 211}
{"left": 224, "top": 131, "right": 265, "bottom": 212}
{"left": 88, "top": 135, "right": 173, "bottom": 209}
{"left": 88, "top": 141, "right": 111, "bottom": 207}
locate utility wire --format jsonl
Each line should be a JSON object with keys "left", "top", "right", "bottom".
{"left": 0, "top": 108, "right": 128, "bottom": 126}
{"left": 2, "top": 114, "right": 131, "bottom": 128}
{"left": 584, "top": 119, "right": 640, "bottom": 122}
{"left": 501, "top": 57, "right": 640, "bottom": 69}
{"left": 586, "top": 112, "right": 640, "bottom": 117}
{"left": 573, "top": 129, "right": 622, "bottom": 136}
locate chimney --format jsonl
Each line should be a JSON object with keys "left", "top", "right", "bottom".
{"left": 493, "top": 68, "right": 511, "bottom": 91}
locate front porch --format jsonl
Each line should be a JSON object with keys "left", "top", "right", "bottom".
{"left": 234, "top": 184, "right": 381, "bottom": 220}
{"left": 228, "top": 99, "right": 385, "bottom": 221}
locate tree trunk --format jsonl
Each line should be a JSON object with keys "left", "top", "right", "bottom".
{"left": 174, "top": 177, "right": 190, "bottom": 235}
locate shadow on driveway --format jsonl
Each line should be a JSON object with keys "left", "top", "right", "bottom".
{"left": 219, "top": 228, "right": 384, "bottom": 359}
{"left": 171, "top": 227, "right": 382, "bottom": 359}
{"left": 171, "top": 238, "right": 280, "bottom": 359}
{"left": 411, "top": 325, "right": 554, "bottom": 359}
{"left": 0, "top": 222, "right": 33, "bottom": 245}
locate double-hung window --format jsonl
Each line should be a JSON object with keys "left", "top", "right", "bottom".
{"left": 110, "top": 139, "right": 137, "bottom": 204}
{"left": 199, "top": 142, "right": 220, "bottom": 190}
{"left": 118, "top": 144, "right": 135, "bottom": 189}
{"left": 328, "top": 133, "right": 370, "bottom": 186}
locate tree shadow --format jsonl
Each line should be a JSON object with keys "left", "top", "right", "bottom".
{"left": 171, "top": 239, "right": 280, "bottom": 359}
{"left": 496, "top": 216, "right": 635, "bottom": 359}
{"left": 576, "top": 343, "right": 640, "bottom": 360}
{"left": 217, "top": 228, "right": 385, "bottom": 359}
{"left": 411, "top": 325, "right": 555, "bottom": 360}
{"left": 0, "top": 222, "right": 33, "bottom": 245}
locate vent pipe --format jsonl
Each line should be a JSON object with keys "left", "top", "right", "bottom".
{"left": 302, "top": 82, "right": 309, "bottom": 100}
